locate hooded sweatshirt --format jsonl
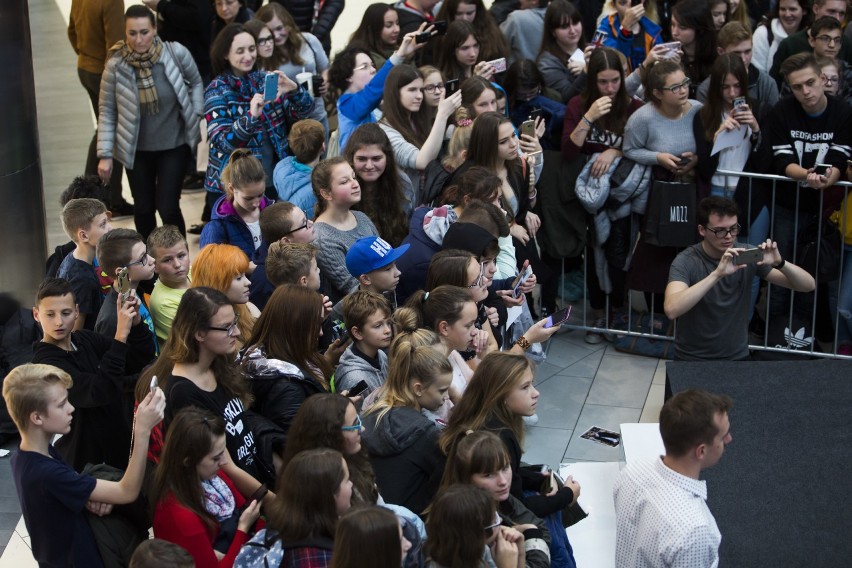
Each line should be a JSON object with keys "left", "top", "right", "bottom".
{"left": 199, "top": 194, "right": 272, "bottom": 258}
{"left": 362, "top": 406, "right": 445, "bottom": 514}
{"left": 396, "top": 205, "right": 458, "bottom": 304}
{"left": 334, "top": 344, "right": 388, "bottom": 397}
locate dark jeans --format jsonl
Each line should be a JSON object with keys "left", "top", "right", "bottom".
{"left": 78, "top": 68, "right": 126, "bottom": 207}
{"left": 125, "top": 146, "right": 189, "bottom": 238}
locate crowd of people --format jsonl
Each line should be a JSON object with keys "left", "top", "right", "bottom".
{"left": 5, "top": 0, "right": 852, "bottom": 566}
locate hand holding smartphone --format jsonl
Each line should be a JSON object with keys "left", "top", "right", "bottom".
{"left": 263, "top": 72, "right": 278, "bottom": 101}
{"left": 732, "top": 248, "right": 762, "bottom": 265}
{"left": 544, "top": 305, "right": 572, "bottom": 328}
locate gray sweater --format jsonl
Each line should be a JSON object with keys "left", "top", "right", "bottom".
{"left": 313, "top": 210, "right": 378, "bottom": 302}
{"left": 537, "top": 50, "right": 586, "bottom": 103}
{"left": 500, "top": 7, "right": 546, "bottom": 64}
{"left": 378, "top": 122, "right": 422, "bottom": 204}
{"left": 623, "top": 100, "right": 704, "bottom": 166}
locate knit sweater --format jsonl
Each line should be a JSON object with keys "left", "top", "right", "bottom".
{"left": 623, "top": 101, "right": 703, "bottom": 166}
{"left": 313, "top": 211, "right": 378, "bottom": 303}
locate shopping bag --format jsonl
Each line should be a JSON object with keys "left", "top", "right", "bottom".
{"left": 643, "top": 180, "right": 697, "bottom": 247}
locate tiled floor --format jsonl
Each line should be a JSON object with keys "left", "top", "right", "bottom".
{"left": 1, "top": 0, "right": 665, "bottom": 564}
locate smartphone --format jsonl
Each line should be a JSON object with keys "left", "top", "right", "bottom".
{"left": 348, "top": 380, "right": 370, "bottom": 397}
{"left": 580, "top": 426, "right": 621, "bottom": 447}
{"left": 263, "top": 72, "right": 278, "bottom": 101}
{"left": 591, "top": 30, "right": 608, "bottom": 47}
{"left": 433, "top": 20, "right": 448, "bottom": 35}
{"left": 487, "top": 57, "right": 507, "bottom": 73}
{"left": 658, "top": 41, "right": 681, "bottom": 60}
{"left": 511, "top": 263, "right": 532, "bottom": 298}
{"left": 814, "top": 163, "right": 831, "bottom": 176}
{"left": 117, "top": 267, "right": 131, "bottom": 307}
{"left": 732, "top": 96, "right": 747, "bottom": 110}
{"left": 521, "top": 119, "right": 536, "bottom": 140}
{"left": 445, "top": 78, "right": 459, "bottom": 95}
{"left": 733, "top": 248, "right": 763, "bottom": 265}
{"left": 415, "top": 31, "right": 432, "bottom": 44}
{"left": 539, "top": 465, "right": 552, "bottom": 494}
{"left": 330, "top": 319, "right": 350, "bottom": 344}
{"left": 149, "top": 375, "right": 158, "bottom": 394}
{"left": 631, "top": 0, "right": 642, "bottom": 5}
{"left": 545, "top": 305, "right": 572, "bottom": 328}
{"left": 677, "top": 156, "right": 690, "bottom": 166}
{"left": 529, "top": 108, "right": 543, "bottom": 122}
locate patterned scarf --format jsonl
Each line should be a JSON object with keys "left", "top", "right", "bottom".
{"left": 118, "top": 36, "right": 164, "bottom": 116}
{"left": 201, "top": 475, "right": 236, "bottom": 521}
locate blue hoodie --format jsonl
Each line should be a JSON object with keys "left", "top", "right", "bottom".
{"left": 272, "top": 156, "right": 316, "bottom": 218}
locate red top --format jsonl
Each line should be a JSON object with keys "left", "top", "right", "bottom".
{"left": 153, "top": 470, "right": 251, "bottom": 568}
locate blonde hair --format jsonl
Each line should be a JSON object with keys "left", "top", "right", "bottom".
{"left": 597, "top": 0, "right": 659, "bottom": 26}
{"left": 2, "top": 364, "right": 73, "bottom": 432}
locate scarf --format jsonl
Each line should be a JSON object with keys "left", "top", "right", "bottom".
{"left": 201, "top": 474, "right": 236, "bottom": 521}
{"left": 117, "top": 36, "right": 164, "bottom": 116}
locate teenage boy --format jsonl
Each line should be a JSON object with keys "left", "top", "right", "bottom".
{"left": 334, "top": 290, "right": 393, "bottom": 397}
{"left": 273, "top": 119, "right": 325, "bottom": 217}
{"left": 4, "top": 363, "right": 164, "bottom": 568}
{"left": 58, "top": 198, "right": 113, "bottom": 331}
{"left": 31, "top": 278, "right": 155, "bottom": 471}
{"left": 765, "top": 53, "right": 852, "bottom": 316}
{"left": 95, "top": 229, "right": 158, "bottom": 350}
{"left": 345, "top": 236, "right": 410, "bottom": 298}
{"left": 697, "top": 22, "right": 779, "bottom": 107}
{"left": 266, "top": 241, "right": 322, "bottom": 288}
{"left": 770, "top": 0, "right": 852, "bottom": 83}
{"left": 147, "top": 225, "right": 191, "bottom": 346}
{"left": 250, "top": 202, "right": 317, "bottom": 310}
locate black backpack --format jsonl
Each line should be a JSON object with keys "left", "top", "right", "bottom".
{"left": 0, "top": 294, "right": 41, "bottom": 439}
{"left": 45, "top": 241, "right": 76, "bottom": 278}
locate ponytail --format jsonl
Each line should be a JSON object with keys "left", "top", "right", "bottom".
{"left": 222, "top": 148, "right": 265, "bottom": 201}
{"left": 402, "top": 285, "right": 473, "bottom": 332}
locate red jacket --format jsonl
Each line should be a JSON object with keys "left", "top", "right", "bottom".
{"left": 154, "top": 470, "right": 255, "bottom": 568}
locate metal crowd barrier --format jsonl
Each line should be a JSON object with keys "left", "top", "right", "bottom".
{"left": 560, "top": 170, "right": 851, "bottom": 360}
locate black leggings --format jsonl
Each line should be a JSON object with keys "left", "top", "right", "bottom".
{"left": 126, "top": 145, "right": 188, "bottom": 238}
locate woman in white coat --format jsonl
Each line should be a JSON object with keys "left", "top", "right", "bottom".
{"left": 97, "top": 4, "right": 203, "bottom": 238}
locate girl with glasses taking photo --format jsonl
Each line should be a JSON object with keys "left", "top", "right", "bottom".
{"left": 140, "top": 287, "right": 281, "bottom": 487}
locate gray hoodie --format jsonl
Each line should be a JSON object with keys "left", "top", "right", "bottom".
{"left": 334, "top": 344, "right": 388, "bottom": 396}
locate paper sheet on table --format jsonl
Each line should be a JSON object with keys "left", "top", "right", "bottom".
{"left": 505, "top": 305, "right": 522, "bottom": 328}
{"left": 711, "top": 125, "right": 748, "bottom": 155}
{"left": 620, "top": 422, "right": 665, "bottom": 463}
{"left": 560, "top": 461, "right": 621, "bottom": 568}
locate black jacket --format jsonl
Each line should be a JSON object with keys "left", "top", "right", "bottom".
{"left": 155, "top": 0, "right": 215, "bottom": 83}
{"left": 31, "top": 326, "right": 155, "bottom": 471}
{"left": 362, "top": 406, "right": 445, "bottom": 515}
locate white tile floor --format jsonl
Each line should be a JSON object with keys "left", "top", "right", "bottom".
{"left": 1, "top": 0, "right": 666, "bottom": 563}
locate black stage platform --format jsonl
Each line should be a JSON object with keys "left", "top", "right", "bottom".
{"left": 667, "top": 359, "right": 852, "bottom": 568}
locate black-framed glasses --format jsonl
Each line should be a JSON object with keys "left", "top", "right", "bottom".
{"left": 704, "top": 224, "right": 741, "bottom": 238}
{"left": 423, "top": 83, "right": 445, "bottom": 94}
{"left": 125, "top": 248, "right": 150, "bottom": 268}
{"left": 208, "top": 317, "right": 240, "bottom": 336}
{"left": 484, "top": 511, "right": 502, "bottom": 533}
{"left": 257, "top": 36, "right": 274, "bottom": 45}
{"left": 341, "top": 414, "right": 363, "bottom": 432}
{"left": 822, "top": 74, "right": 839, "bottom": 85}
{"left": 284, "top": 217, "right": 312, "bottom": 235}
{"left": 814, "top": 35, "right": 841, "bottom": 46}
{"left": 661, "top": 78, "right": 691, "bottom": 93}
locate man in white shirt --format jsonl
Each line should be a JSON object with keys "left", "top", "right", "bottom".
{"left": 614, "top": 389, "right": 734, "bottom": 568}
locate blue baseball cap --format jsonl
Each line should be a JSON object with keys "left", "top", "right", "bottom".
{"left": 346, "top": 236, "right": 410, "bottom": 278}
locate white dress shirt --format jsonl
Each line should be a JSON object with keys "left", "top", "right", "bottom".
{"left": 614, "top": 457, "right": 721, "bottom": 568}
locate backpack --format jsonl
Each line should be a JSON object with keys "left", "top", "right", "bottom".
{"left": 45, "top": 241, "right": 76, "bottom": 278}
{"left": 0, "top": 294, "right": 41, "bottom": 439}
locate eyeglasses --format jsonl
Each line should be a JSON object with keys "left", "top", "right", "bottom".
{"left": 660, "top": 78, "right": 691, "bottom": 93}
{"left": 484, "top": 511, "right": 502, "bottom": 533}
{"left": 257, "top": 36, "right": 274, "bottom": 45}
{"left": 207, "top": 317, "right": 240, "bottom": 336}
{"left": 814, "top": 35, "right": 841, "bottom": 46}
{"left": 341, "top": 414, "right": 363, "bottom": 431}
{"left": 662, "top": 77, "right": 692, "bottom": 94}
{"left": 284, "top": 218, "right": 312, "bottom": 235}
{"left": 468, "top": 264, "right": 485, "bottom": 289}
{"left": 354, "top": 61, "right": 376, "bottom": 72}
{"left": 704, "top": 224, "right": 741, "bottom": 238}
{"left": 125, "top": 248, "right": 150, "bottom": 268}
{"left": 822, "top": 74, "right": 839, "bottom": 85}
{"left": 423, "top": 83, "right": 445, "bottom": 94}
